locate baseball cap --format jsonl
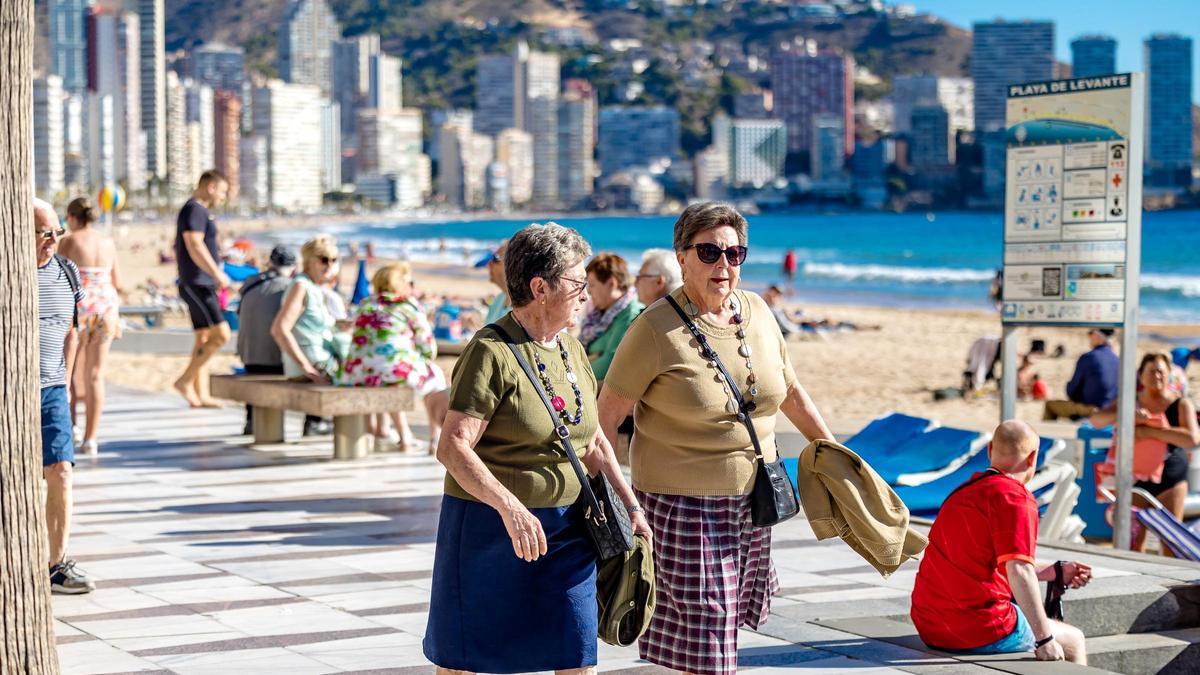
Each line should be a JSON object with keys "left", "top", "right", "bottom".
{"left": 269, "top": 245, "right": 297, "bottom": 267}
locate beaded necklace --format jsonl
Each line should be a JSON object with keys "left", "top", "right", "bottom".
{"left": 684, "top": 291, "right": 758, "bottom": 415}
{"left": 513, "top": 315, "right": 585, "bottom": 426}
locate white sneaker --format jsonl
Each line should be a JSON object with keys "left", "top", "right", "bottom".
{"left": 73, "top": 426, "right": 83, "bottom": 446}
{"left": 79, "top": 439, "right": 98, "bottom": 455}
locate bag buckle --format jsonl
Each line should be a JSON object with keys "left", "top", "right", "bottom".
{"left": 556, "top": 425, "right": 570, "bottom": 439}
{"left": 586, "top": 503, "right": 609, "bottom": 524}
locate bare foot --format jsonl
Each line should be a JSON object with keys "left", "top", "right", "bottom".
{"left": 173, "top": 378, "right": 202, "bottom": 407}
{"left": 197, "top": 398, "right": 224, "bottom": 409}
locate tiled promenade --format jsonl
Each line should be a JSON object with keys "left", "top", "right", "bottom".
{"left": 52, "top": 386, "right": 1183, "bottom": 673}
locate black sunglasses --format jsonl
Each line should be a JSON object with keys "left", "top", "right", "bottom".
{"left": 685, "top": 243, "right": 748, "bottom": 266}
{"left": 319, "top": 256, "right": 338, "bottom": 265}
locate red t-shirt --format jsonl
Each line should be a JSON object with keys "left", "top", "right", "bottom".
{"left": 910, "top": 471, "right": 1039, "bottom": 650}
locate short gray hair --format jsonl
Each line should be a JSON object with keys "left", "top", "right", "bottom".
{"left": 505, "top": 222, "right": 592, "bottom": 308}
{"left": 672, "top": 201, "right": 748, "bottom": 252}
{"left": 641, "top": 248, "right": 682, "bottom": 292}
{"left": 33, "top": 198, "right": 58, "bottom": 230}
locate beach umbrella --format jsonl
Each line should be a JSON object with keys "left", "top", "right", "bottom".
{"left": 351, "top": 259, "right": 370, "bottom": 305}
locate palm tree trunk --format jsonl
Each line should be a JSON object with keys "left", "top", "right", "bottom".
{"left": 0, "top": 0, "right": 60, "bottom": 670}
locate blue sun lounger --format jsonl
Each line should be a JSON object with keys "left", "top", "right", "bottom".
{"left": 894, "top": 437, "right": 1062, "bottom": 517}
{"left": 841, "top": 413, "right": 936, "bottom": 463}
{"left": 873, "top": 426, "right": 985, "bottom": 485}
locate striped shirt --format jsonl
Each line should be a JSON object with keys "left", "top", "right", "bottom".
{"left": 38, "top": 256, "right": 83, "bottom": 389}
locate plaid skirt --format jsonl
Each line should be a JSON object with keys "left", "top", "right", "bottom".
{"left": 636, "top": 490, "right": 778, "bottom": 675}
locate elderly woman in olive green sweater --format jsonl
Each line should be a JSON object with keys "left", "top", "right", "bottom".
{"left": 597, "top": 201, "right": 833, "bottom": 675}
{"left": 581, "top": 252, "right": 644, "bottom": 382}
{"left": 425, "top": 222, "right": 651, "bottom": 674}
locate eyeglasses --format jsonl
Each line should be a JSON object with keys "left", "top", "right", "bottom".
{"left": 318, "top": 256, "right": 338, "bottom": 266}
{"left": 558, "top": 276, "right": 588, "bottom": 294}
{"left": 636, "top": 273, "right": 660, "bottom": 280}
{"left": 684, "top": 243, "right": 748, "bottom": 266}
{"left": 38, "top": 228, "right": 66, "bottom": 241}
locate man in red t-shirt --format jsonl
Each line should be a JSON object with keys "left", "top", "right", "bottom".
{"left": 911, "top": 420, "right": 1092, "bottom": 664}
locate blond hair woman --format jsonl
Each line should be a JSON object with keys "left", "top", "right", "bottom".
{"left": 271, "top": 235, "right": 340, "bottom": 383}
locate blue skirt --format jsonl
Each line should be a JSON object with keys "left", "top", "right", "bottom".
{"left": 423, "top": 495, "right": 598, "bottom": 672}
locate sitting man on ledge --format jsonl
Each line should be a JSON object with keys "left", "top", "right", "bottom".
{"left": 910, "top": 419, "right": 1092, "bottom": 664}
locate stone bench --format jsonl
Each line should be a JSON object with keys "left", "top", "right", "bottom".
{"left": 210, "top": 374, "right": 415, "bottom": 460}
{"left": 119, "top": 304, "right": 167, "bottom": 328}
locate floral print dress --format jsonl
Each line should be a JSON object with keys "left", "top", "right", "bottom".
{"left": 336, "top": 294, "right": 446, "bottom": 395}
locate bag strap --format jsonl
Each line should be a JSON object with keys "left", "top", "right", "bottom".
{"left": 946, "top": 467, "right": 1003, "bottom": 501}
{"left": 664, "top": 294, "right": 767, "bottom": 465}
{"left": 55, "top": 254, "right": 81, "bottom": 328}
{"left": 486, "top": 322, "right": 607, "bottom": 521}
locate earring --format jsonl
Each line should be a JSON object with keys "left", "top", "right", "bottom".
{"left": 541, "top": 298, "right": 546, "bottom": 305}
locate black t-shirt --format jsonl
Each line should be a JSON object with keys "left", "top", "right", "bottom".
{"left": 175, "top": 198, "right": 219, "bottom": 287}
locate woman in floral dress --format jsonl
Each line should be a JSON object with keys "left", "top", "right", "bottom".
{"left": 338, "top": 262, "right": 449, "bottom": 452}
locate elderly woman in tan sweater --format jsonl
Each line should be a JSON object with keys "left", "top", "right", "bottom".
{"left": 597, "top": 201, "right": 834, "bottom": 675}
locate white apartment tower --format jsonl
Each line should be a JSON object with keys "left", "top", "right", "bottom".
{"left": 253, "top": 80, "right": 324, "bottom": 209}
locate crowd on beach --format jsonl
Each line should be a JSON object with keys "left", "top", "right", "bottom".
{"left": 30, "top": 169, "right": 1200, "bottom": 673}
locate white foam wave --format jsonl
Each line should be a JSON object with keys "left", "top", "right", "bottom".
{"left": 802, "top": 262, "right": 995, "bottom": 284}
{"left": 1142, "top": 274, "right": 1200, "bottom": 298}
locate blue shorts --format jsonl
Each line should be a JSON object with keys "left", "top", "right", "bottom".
{"left": 948, "top": 605, "right": 1036, "bottom": 655}
{"left": 41, "top": 385, "right": 75, "bottom": 467}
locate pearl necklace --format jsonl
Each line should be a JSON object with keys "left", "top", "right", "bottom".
{"left": 685, "top": 292, "right": 758, "bottom": 415}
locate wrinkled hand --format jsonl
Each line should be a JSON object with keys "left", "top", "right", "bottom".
{"left": 631, "top": 510, "right": 653, "bottom": 545}
{"left": 1063, "top": 561, "right": 1092, "bottom": 588}
{"left": 1035, "top": 638, "right": 1064, "bottom": 661}
{"left": 500, "top": 503, "right": 547, "bottom": 562}
{"left": 304, "top": 367, "right": 330, "bottom": 384}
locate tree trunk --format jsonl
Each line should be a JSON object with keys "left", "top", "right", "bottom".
{"left": 0, "top": 0, "right": 60, "bottom": 671}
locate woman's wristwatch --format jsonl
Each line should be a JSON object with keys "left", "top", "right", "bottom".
{"left": 1034, "top": 634, "right": 1055, "bottom": 649}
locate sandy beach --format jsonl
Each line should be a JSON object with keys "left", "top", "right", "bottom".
{"left": 100, "top": 216, "right": 1200, "bottom": 436}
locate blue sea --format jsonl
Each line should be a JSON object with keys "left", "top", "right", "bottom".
{"left": 275, "top": 210, "right": 1200, "bottom": 324}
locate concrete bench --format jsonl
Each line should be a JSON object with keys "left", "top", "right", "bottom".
{"left": 120, "top": 304, "right": 168, "bottom": 328}
{"left": 210, "top": 374, "right": 415, "bottom": 460}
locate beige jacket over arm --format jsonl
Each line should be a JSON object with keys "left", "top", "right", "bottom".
{"left": 797, "top": 439, "right": 929, "bottom": 577}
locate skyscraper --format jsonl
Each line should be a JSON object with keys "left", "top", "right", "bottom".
{"left": 476, "top": 54, "right": 518, "bottom": 136}
{"left": 496, "top": 128, "right": 534, "bottom": 206}
{"left": 1071, "top": 35, "right": 1118, "bottom": 78}
{"left": 972, "top": 20, "right": 1055, "bottom": 133}
{"left": 239, "top": 135, "right": 269, "bottom": 209}
{"left": 909, "top": 103, "right": 952, "bottom": 168}
{"left": 85, "top": 93, "right": 116, "bottom": 189}
{"left": 279, "top": 0, "right": 341, "bottom": 98}
{"left": 138, "top": 0, "right": 166, "bottom": 179}
{"left": 810, "top": 114, "right": 846, "bottom": 181}
{"left": 34, "top": 75, "right": 66, "bottom": 198}
{"left": 726, "top": 118, "right": 786, "bottom": 188}
{"left": 333, "top": 34, "right": 380, "bottom": 136}
{"left": 523, "top": 48, "right": 560, "bottom": 207}
{"left": 193, "top": 42, "right": 246, "bottom": 93}
{"left": 597, "top": 106, "right": 680, "bottom": 175}
{"left": 50, "top": 0, "right": 90, "bottom": 94}
{"left": 252, "top": 80, "right": 324, "bottom": 209}
{"left": 891, "top": 75, "right": 973, "bottom": 134}
{"left": 558, "top": 79, "right": 595, "bottom": 208}
{"left": 1145, "top": 34, "right": 1194, "bottom": 189}
{"left": 369, "top": 53, "right": 402, "bottom": 109}
{"left": 214, "top": 91, "right": 241, "bottom": 202}
{"left": 320, "top": 101, "right": 342, "bottom": 192}
{"left": 769, "top": 47, "right": 854, "bottom": 157}
{"left": 165, "top": 71, "right": 190, "bottom": 197}
{"left": 88, "top": 8, "right": 145, "bottom": 191}
{"left": 437, "top": 116, "right": 472, "bottom": 207}
{"left": 185, "top": 80, "right": 215, "bottom": 174}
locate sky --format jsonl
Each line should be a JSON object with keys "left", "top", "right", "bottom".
{"left": 913, "top": 0, "right": 1200, "bottom": 101}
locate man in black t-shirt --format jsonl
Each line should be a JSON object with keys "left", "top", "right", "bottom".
{"left": 173, "top": 170, "right": 232, "bottom": 407}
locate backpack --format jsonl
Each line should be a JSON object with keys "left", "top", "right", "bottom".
{"left": 54, "top": 254, "right": 81, "bottom": 328}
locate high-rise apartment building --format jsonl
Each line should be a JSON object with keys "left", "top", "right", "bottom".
{"left": 726, "top": 118, "right": 786, "bottom": 188}
{"left": 85, "top": 93, "right": 116, "bottom": 188}
{"left": 464, "top": 133, "right": 495, "bottom": 210}
{"left": 333, "top": 34, "right": 379, "bottom": 136}
{"left": 356, "top": 108, "right": 422, "bottom": 176}
{"left": 496, "top": 128, "right": 534, "bottom": 206}
{"left": 279, "top": 0, "right": 341, "bottom": 98}
{"left": 1145, "top": 34, "right": 1194, "bottom": 188}
{"left": 138, "top": 0, "right": 166, "bottom": 179}
{"left": 239, "top": 135, "right": 269, "bottom": 209}
{"left": 558, "top": 79, "right": 595, "bottom": 208}
{"left": 891, "top": 75, "right": 973, "bottom": 134}
{"left": 87, "top": 8, "right": 145, "bottom": 191}
{"left": 50, "top": 0, "right": 90, "bottom": 94}
{"left": 693, "top": 145, "right": 728, "bottom": 200}
{"left": 369, "top": 53, "right": 402, "bottom": 109}
{"left": 437, "top": 116, "right": 472, "bottom": 207}
{"left": 214, "top": 91, "right": 241, "bottom": 202}
{"left": 320, "top": 101, "right": 342, "bottom": 192}
{"left": 34, "top": 75, "right": 66, "bottom": 198}
{"left": 193, "top": 42, "right": 246, "bottom": 93}
{"left": 909, "top": 103, "right": 952, "bottom": 168}
{"left": 63, "top": 95, "right": 88, "bottom": 189}
{"left": 770, "top": 47, "right": 854, "bottom": 156}
{"left": 253, "top": 80, "right": 324, "bottom": 209}
{"left": 1071, "top": 35, "right": 1118, "bottom": 78}
{"left": 523, "top": 48, "right": 560, "bottom": 207}
{"left": 185, "top": 81, "right": 215, "bottom": 173}
{"left": 972, "top": 20, "right": 1055, "bottom": 133}
{"left": 811, "top": 114, "right": 846, "bottom": 181}
{"left": 597, "top": 106, "right": 680, "bottom": 175}
{"left": 476, "top": 53, "right": 518, "bottom": 136}
{"left": 165, "top": 71, "right": 190, "bottom": 197}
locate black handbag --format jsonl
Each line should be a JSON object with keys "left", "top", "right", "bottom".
{"left": 665, "top": 296, "right": 800, "bottom": 527}
{"left": 488, "top": 323, "right": 634, "bottom": 561}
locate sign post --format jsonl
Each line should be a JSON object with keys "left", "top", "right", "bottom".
{"left": 1000, "top": 73, "right": 1144, "bottom": 549}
